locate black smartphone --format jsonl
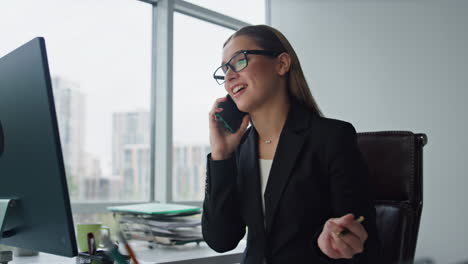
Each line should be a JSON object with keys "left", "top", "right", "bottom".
{"left": 215, "top": 94, "right": 247, "bottom": 133}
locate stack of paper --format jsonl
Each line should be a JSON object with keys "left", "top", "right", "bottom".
{"left": 107, "top": 203, "right": 203, "bottom": 246}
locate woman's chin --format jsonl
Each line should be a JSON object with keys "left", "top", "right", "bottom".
{"left": 235, "top": 101, "right": 250, "bottom": 113}
{"left": 234, "top": 93, "right": 261, "bottom": 113}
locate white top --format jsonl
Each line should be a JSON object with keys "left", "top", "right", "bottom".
{"left": 259, "top": 159, "right": 273, "bottom": 264}
{"left": 259, "top": 159, "right": 273, "bottom": 226}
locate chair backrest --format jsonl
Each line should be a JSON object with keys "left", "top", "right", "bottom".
{"left": 357, "top": 131, "right": 427, "bottom": 264}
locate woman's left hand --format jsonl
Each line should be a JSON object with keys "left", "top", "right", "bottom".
{"left": 317, "top": 213, "right": 368, "bottom": 259}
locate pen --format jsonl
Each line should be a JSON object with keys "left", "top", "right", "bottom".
{"left": 335, "top": 216, "right": 365, "bottom": 238}
{"left": 87, "top": 232, "right": 96, "bottom": 255}
{"left": 118, "top": 231, "right": 139, "bottom": 264}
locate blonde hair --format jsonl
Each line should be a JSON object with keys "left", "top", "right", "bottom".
{"left": 224, "top": 25, "right": 324, "bottom": 117}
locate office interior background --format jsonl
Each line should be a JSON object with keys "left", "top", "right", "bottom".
{"left": 1, "top": 0, "right": 467, "bottom": 263}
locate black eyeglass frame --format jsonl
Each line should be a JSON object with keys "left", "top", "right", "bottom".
{"left": 213, "top": 50, "right": 282, "bottom": 85}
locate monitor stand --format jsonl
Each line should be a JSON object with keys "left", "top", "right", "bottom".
{"left": 0, "top": 199, "right": 19, "bottom": 264}
{"left": 0, "top": 251, "right": 12, "bottom": 264}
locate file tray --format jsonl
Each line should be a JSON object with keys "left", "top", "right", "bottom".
{"left": 107, "top": 203, "right": 201, "bottom": 216}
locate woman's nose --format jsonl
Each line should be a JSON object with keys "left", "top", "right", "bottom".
{"left": 225, "top": 67, "right": 239, "bottom": 83}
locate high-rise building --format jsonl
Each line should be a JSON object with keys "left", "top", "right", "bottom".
{"left": 112, "top": 112, "right": 150, "bottom": 200}
{"left": 122, "top": 144, "right": 150, "bottom": 200}
{"left": 173, "top": 144, "right": 210, "bottom": 201}
{"left": 51, "top": 76, "right": 86, "bottom": 199}
{"left": 81, "top": 152, "right": 121, "bottom": 201}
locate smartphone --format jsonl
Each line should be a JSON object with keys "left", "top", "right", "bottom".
{"left": 215, "top": 94, "right": 247, "bottom": 133}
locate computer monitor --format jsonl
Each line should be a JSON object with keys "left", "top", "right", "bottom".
{"left": 0, "top": 37, "right": 77, "bottom": 257}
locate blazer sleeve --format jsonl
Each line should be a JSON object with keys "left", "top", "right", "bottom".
{"left": 312, "top": 122, "right": 383, "bottom": 263}
{"left": 201, "top": 153, "right": 246, "bottom": 253}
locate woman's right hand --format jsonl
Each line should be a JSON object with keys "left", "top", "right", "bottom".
{"left": 209, "top": 96, "right": 250, "bottom": 160}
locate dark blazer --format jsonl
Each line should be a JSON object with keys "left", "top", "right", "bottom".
{"left": 202, "top": 99, "right": 382, "bottom": 264}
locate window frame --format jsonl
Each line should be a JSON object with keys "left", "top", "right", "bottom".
{"left": 73, "top": 0, "right": 259, "bottom": 214}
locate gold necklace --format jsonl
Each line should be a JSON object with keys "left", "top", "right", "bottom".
{"left": 264, "top": 140, "right": 272, "bottom": 144}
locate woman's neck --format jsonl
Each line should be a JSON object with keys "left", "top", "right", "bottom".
{"left": 250, "top": 93, "right": 290, "bottom": 142}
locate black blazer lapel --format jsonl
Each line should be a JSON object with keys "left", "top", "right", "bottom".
{"left": 263, "top": 102, "right": 315, "bottom": 235}
{"left": 239, "top": 128, "right": 267, "bottom": 235}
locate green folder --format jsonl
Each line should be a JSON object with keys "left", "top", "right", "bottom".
{"left": 107, "top": 203, "right": 201, "bottom": 216}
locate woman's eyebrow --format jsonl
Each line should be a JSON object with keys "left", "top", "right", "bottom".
{"left": 221, "top": 50, "right": 243, "bottom": 65}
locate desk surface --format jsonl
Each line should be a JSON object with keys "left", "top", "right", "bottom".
{"left": 10, "top": 240, "right": 245, "bottom": 264}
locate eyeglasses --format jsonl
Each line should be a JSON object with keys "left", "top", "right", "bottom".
{"left": 213, "top": 50, "right": 281, "bottom": 85}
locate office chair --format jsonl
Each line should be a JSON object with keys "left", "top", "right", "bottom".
{"left": 357, "top": 131, "right": 427, "bottom": 264}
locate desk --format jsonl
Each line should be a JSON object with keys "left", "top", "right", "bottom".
{"left": 10, "top": 241, "right": 245, "bottom": 264}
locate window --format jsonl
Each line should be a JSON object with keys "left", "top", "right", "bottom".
{"left": 170, "top": 2, "right": 265, "bottom": 202}
{"left": 0, "top": 0, "right": 152, "bottom": 211}
{"left": 172, "top": 13, "right": 235, "bottom": 201}
{"left": 186, "top": 0, "right": 266, "bottom": 24}
{"left": 0, "top": 0, "right": 265, "bottom": 219}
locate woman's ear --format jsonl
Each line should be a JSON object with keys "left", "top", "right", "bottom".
{"left": 276, "top": 52, "right": 291, "bottom": 76}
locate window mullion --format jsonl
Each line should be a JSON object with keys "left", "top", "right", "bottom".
{"left": 153, "top": 0, "right": 174, "bottom": 203}
{"left": 174, "top": 0, "right": 249, "bottom": 30}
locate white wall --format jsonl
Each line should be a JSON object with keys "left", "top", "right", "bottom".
{"left": 269, "top": 1, "right": 468, "bottom": 263}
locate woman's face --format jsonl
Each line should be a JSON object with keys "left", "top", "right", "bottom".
{"left": 222, "top": 36, "right": 282, "bottom": 112}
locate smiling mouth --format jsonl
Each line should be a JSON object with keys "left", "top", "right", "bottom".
{"left": 233, "top": 85, "right": 247, "bottom": 95}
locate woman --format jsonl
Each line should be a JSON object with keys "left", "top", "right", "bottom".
{"left": 202, "top": 25, "right": 382, "bottom": 264}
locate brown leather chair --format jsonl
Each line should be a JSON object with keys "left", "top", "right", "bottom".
{"left": 357, "top": 131, "right": 427, "bottom": 264}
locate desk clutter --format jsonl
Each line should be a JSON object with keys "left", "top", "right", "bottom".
{"left": 107, "top": 203, "right": 203, "bottom": 247}
{"left": 76, "top": 233, "right": 132, "bottom": 264}
{"left": 76, "top": 250, "right": 117, "bottom": 264}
